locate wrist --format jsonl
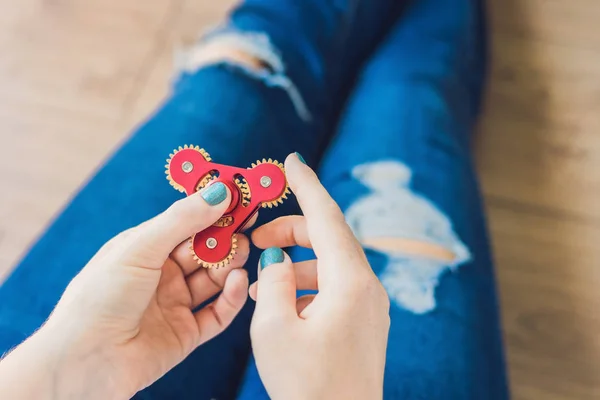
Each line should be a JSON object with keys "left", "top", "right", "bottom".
{"left": 0, "top": 318, "right": 135, "bottom": 400}
{"left": 44, "top": 317, "right": 139, "bottom": 399}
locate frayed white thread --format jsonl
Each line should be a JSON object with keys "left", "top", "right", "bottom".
{"left": 345, "top": 160, "right": 472, "bottom": 314}
{"left": 175, "top": 29, "right": 311, "bottom": 122}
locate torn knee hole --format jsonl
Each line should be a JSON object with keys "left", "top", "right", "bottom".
{"left": 179, "top": 30, "right": 285, "bottom": 76}
{"left": 362, "top": 237, "right": 457, "bottom": 262}
{"left": 182, "top": 40, "right": 271, "bottom": 73}
{"left": 177, "top": 30, "right": 311, "bottom": 121}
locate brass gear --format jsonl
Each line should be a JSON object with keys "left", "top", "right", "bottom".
{"left": 196, "top": 173, "right": 216, "bottom": 192}
{"left": 190, "top": 234, "right": 238, "bottom": 269}
{"left": 165, "top": 145, "right": 212, "bottom": 193}
{"left": 249, "top": 158, "right": 291, "bottom": 209}
{"left": 214, "top": 216, "right": 234, "bottom": 227}
{"left": 234, "top": 176, "right": 252, "bottom": 206}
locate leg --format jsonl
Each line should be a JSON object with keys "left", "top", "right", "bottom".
{"left": 319, "top": 1, "right": 507, "bottom": 398}
{"left": 0, "top": 22, "right": 320, "bottom": 400}
{"left": 238, "top": 0, "right": 508, "bottom": 398}
{"left": 0, "top": 68, "right": 308, "bottom": 400}
{"left": 225, "top": 0, "right": 409, "bottom": 122}
{"left": 0, "top": 1, "right": 408, "bottom": 399}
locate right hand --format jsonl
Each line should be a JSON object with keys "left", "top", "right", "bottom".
{"left": 248, "top": 153, "right": 391, "bottom": 400}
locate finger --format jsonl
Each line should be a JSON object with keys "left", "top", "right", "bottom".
{"left": 240, "top": 212, "right": 259, "bottom": 232}
{"left": 254, "top": 248, "right": 298, "bottom": 320}
{"left": 285, "top": 153, "right": 367, "bottom": 271}
{"left": 171, "top": 240, "right": 201, "bottom": 276}
{"left": 195, "top": 268, "right": 249, "bottom": 345}
{"left": 187, "top": 236, "right": 251, "bottom": 308}
{"left": 296, "top": 294, "right": 316, "bottom": 315}
{"left": 251, "top": 216, "right": 311, "bottom": 249}
{"left": 248, "top": 259, "right": 317, "bottom": 301}
{"left": 174, "top": 234, "right": 250, "bottom": 277}
{"left": 119, "top": 182, "right": 232, "bottom": 269}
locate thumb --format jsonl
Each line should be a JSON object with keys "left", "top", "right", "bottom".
{"left": 254, "top": 247, "right": 298, "bottom": 320}
{"left": 118, "top": 182, "right": 231, "bottom": 269}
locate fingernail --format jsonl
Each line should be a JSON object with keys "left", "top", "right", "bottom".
{"left": 260, "top": 247, "right": 285, "bottom": 269}
{"left": 295, "top": 152, "right": 307, "bottom": 165}
{"left": 201, "top": 182, "right": 228, "bottom": 206}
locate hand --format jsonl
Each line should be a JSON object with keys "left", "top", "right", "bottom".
{"left": 0, "top": 182, "right": 249, "bottom": 399}
{"left": 249, "top": 154, "right": 391, "bottom": 400}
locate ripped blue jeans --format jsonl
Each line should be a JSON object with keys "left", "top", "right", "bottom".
{"left": 0, "top": 0, "right": 508, "bottom": 398}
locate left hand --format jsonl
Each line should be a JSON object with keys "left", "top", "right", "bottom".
{"left": 0, "top": 182, "right": 250, "bottom": 399}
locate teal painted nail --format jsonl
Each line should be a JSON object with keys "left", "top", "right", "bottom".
{"left": 260, "top": 247, "right": 285, "bottom": 269}
{"left": 201, "top": 182, "right": 227, "bottom": 206}
{"left": 295, "top": 152, "right": 307, "bottom": 165}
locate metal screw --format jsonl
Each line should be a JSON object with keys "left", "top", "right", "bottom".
{"left": 260, "top": 176, "right": 272, "bottom": 188}
{"left": 182, "top": 161, "right": 194, "bottom": 173}
{"left": 206, "top": 238, "right": 218, "bottom": 249}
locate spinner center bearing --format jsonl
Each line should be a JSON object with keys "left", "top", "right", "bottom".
{"left": 165, "top": 145, "right": 290, "bottom": 268}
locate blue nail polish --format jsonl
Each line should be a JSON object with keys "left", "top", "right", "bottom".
{"left": 295, "top": 152, "right": 307, "bottom": 165}
{"left": 201, "top": 182, "right": 227, "bottom": 206}
{"left": 260, "top": 247, "right": 285, "bottom": 269}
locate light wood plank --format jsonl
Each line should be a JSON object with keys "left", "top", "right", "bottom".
{"left": 479, "top": 0, "right": 600, "bottom": 398}
{"left": 0, "top": 0, "right": 174, "bottom": 276}
{"left": 489, "top": 204, "right": 600, "bottom": 399}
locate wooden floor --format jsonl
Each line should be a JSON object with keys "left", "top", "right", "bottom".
{"left": 0, "top": 0, "right": 599, "bottom": 398}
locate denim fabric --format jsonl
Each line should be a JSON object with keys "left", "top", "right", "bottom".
{"left": 238, "top": 0, "right": 507, "bottom": 398}
{"left": 0, "top": 0, "right": 507, "bottom": 399}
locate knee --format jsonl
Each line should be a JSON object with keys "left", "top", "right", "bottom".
{"left": 358, "top": 237, "right": 471, "bottom": 315}
{"left": 343, "top": 160, "right": 473, "bottom": 314}
{"left": 177, "top": 30, "right": 311, "bottom": 121}
{"left": 362, "top": 237, "right": 457, "bottom": 263}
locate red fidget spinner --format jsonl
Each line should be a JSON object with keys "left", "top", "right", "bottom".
{"left": 166, "top": 145, "right": 290, "bottom": 268}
